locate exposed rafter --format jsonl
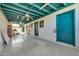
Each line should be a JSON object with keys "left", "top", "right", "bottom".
{"left": 5, "top": 11, "right": 38, "bottom": 19}
{"left": 63, "top": 3, "right": 67, "bottom": 6}
{"left": 40, "top": 3, "right": 48, "bottom": 10}
{"left": 5, "top": 14, "right": 17, "bottom": 21}
{"left": 2, "top": 7, "right": 40, "bottom": 17}
{"left": 12, "top": 3, "right": 45, "bottom": 15}
{"left": 6, "top": 13, "right": 16, "bottom": 17}
{"left": 48, "top": 4, "right": 57, "bottom": 10}
{"left": 0, "top": 3, "right": 74, "bottom": 24}
{"left": 4, "top": 14, "right": 17, "bottom": 21}
{"left": 5, "top": 12, "right": 18, "bottom": 16}
{"left": 1, "top": 4, "right": 41, "bottom": 17}
{"left": 30, "top": 3, "right": 50, "bottom": 13}
{"left": 3, "top": 8, "right": 24, "bottom": 15}
{"left": 6, "top": 13, "right": 37, "bottom": 23}
{"left": 4, "top": 11, "right": 39, "bottom": 21}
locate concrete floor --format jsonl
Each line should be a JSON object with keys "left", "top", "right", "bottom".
{"left": 0, "top": 34, "right": 79, "bottom": 56}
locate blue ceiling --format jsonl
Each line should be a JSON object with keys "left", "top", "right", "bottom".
{"left": 0, "top": 3, "right": 74, "bottom": 24}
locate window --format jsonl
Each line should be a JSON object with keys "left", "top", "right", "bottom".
{"left": 40, "top": 20, "right": 44, "bottom": 28}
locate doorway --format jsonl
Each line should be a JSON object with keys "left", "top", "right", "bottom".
{"left": 34, "top": 22, "right": 39, "bottom": 36}
{"left": 56, "top": 10, "right": 75, "bottom": 46}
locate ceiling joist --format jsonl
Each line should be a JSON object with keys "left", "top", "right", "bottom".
{"left": 2, "top": 4, "right": 41, "bottom": 17}
{"left": 0, "top": 3, "right": 74, "bottom": 24}
{"left": 12, "top": 3, "right": 45, "bottom": 16}
{"left": 30, "top": 3, "right": 50, "bottom": 13}
{"left": 48, "top": 4, "right": 57, "bottom": 10}
{"left": 5, "top": 11, "right": 38, "bottom": 19}
{"left": 3, "top": 8, "right": 40, "bottom": 17}
{"left": 40, "top": 3, "right": 48, "bottom": 10}
{"left": 63, "top": 3, "right": 67, "bottom": 6}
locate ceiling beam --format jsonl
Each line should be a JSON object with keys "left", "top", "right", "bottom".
{"left": 40, "top": 3, "right": 48, "bottom": 10}
{"left": 6, "top": 14, "right": 16, "bottom": 18}
{"left": 4, "top": 9, "right": 38, "bottom": 19}
{"left": 3, "top": 8, "right": 24, "bottom": 15}
{"left": 2, "top": 7, "right": 40, "bottom": 17}
{"left": 5, "top": 11, "right": 20, "bottom": 17}
{"left": 1, "top": 4, "right": 41, "bottom": 17}
{"left": 30, "top": 3, "right": 50, "bottom": 13}
{"left": 63, "top": 3, "right": 67, "bottom": 6}
{"left": 4, "top": 10, "right": 40, "bottom": 18}
{"left": 12, "top": 3, "right": 45, "bottom": 15}
{"left": 5, "top": 11, "right": 38, "bottom": 19}
{"left": 4, "top": 11, "right": 38, "bottom": 21}
{"left": 5, "top": 14, "right": 17, "bottom": 21}
{"left": 48, "top": 4, "right": 57, "bottom": 10}
{"left": 2, "top": 4, "right": 25, "bottom": 12}
{"left": 6, "top": 14, "right": 25, "bottom": 23}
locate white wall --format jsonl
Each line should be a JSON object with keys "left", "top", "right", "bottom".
{"left": 0, "top": 9, "right": 8, "bottom": 53}
{"left": 0, "top": 11, "right": 8, "bottom": 31}
{"left": 24, "top": 4, "right": 79, "bottom": 47}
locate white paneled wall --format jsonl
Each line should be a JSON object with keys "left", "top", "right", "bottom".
{"left": 24, "top": 4, "right": 79, "bottom": 47}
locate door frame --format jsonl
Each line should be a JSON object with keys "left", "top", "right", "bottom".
{"left": 34, "top": 22, "right": 39, "bottom": 36}
{"left": 56, "top": 9, "right": 75, "bottom": 46}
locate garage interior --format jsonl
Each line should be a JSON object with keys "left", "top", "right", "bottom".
{"left": 0, "top": 3, "right": 79, "bottom": 56}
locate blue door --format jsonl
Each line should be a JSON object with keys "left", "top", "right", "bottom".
{"left": 56, "top": 10, "right": 75, "bottom": 46}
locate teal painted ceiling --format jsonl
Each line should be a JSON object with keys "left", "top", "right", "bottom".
{"left": 0, "top": 3, "right": 74, "bottom": 24}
